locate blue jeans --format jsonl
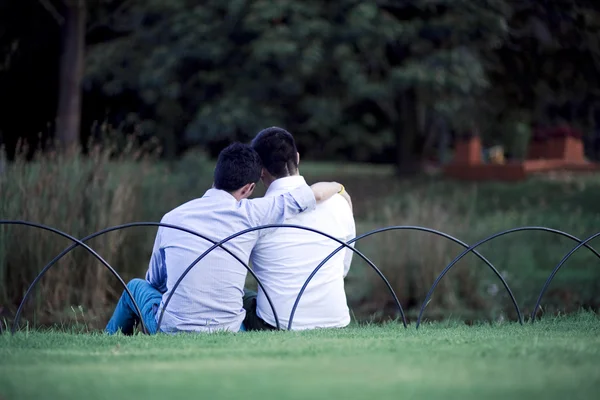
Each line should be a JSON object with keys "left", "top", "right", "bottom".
{"left": 105, "top": 278, "right": 162, "bottom": 335}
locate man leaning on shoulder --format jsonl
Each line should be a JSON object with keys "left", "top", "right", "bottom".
{"left": 244, "top": 127, "right": 356, "bottom": 331}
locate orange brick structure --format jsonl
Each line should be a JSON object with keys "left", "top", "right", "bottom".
{"left": 454, "top": 134, "right": 482, "bottom": 164}
{"left": 528, "top": 126, "right": 586, "bottom": 161}
{"left": 443, "top": 127, "right": 600, "bottom": 181}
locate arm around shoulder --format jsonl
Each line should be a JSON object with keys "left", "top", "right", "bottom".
{"left": 310, "top": 181, "right": 343, "bottom": 203}
{"left": 247, "top": 183, "right": 316, "bottom": 226}
{"left": 338, "top": 187, "right": 353, "bottom": 213}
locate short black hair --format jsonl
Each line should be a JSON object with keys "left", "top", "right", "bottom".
{"left": 213, "top": 142, "right": 262, "bottom": 192}
{"left": 251, "top": 127, "right": 298, "bottom": 179}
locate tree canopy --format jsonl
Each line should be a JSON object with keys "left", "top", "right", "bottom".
{"left": 1, "top": 0, "right": 600, "bottom": 166}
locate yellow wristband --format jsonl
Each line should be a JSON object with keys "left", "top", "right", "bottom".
{"left": 338, "top": 184, "right": 345, "bottom": 194}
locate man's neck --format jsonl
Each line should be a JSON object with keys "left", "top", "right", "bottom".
{"left": 210, "top": 185, "right": 244, "bottom": 201}
{"left": 264, "top": 175, "right": 306, "bottom": 197}
{"left": 264, "top": 172, "right": 300, "bottom": 190}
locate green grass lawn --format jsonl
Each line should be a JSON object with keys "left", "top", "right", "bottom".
{"left": 1, "top": 313, "right": 599, "bottom": 400}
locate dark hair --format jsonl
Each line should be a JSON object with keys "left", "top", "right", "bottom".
{"left": 251, "top": 127, "right": 298, "bottom": 179}
{"left": 214, "top": 142, "right": 262, "bottom": 192}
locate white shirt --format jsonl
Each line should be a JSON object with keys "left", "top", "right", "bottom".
{"left": 250, "top": 176, "right": 356, "bottom": 330}
{"left": 146, "top": 184, "right": 316, "bottom": 333}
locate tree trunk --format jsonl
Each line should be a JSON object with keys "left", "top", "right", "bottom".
{"left": 55, "top": 0, "right": 86, "bottom": 151}
{"left": 394, "top": 88, "right": 421, "bottom": 176}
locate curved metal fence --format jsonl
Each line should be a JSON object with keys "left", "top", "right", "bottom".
{"left": 1, "top": 219, "right": 598, "bottom": 335}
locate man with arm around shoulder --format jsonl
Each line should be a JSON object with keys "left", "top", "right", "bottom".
{"left": 105, "top": 142, "right": 343, "bottom": 335}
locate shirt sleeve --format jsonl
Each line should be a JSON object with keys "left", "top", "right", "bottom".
{"left": 246, "top": 183, "right": 316, "bottom": 227}
{"left": 145, "top": 227, "right": 167, "bottom": 293}
{"left": 342, "top": 206, "right": 356, "bottom": 278}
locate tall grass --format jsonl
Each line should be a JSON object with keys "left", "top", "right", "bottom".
{"left": 344, "top": 178, "right": 600, "bottom": 323}
{"left": 0, "top": 143, "right": 216, "bottom": 329}
{"left": 2, "top": 142, "right": 154, "bottom": 327}
{"left": 347, "top": 194, "right": 490, "bottom": 322}
{"left": 1, "top": 147, "right": 599, "bottom": 330}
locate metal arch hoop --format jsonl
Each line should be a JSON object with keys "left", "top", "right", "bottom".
{"left": 416, "top": 227, "right": 600, "bottom": 329}
{"left": 157, "top": 223, "right": 407, "bottom": 332}
{"left": 0, "top": 220, "right": 148, "bottom": 335}
{"left": 5, "top": 220, "right": 598, "bottom": 335}
{"left": 287, "top": 225, "right": 522, "bottom": 331}
{"left": 10, "top": 222, "right": 282, "bottom": 333}
{"left": 532, "top": 231, "right": 600, "bottom": 321}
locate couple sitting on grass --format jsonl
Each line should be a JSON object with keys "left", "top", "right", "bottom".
{"left": 105, "top": 127, "right": 356, "bottom": 334}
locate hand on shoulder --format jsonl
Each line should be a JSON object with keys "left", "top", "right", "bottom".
{"left": 309, "top": 181, "right": 353, "bottom": 212}
{"left": 338, "top": 187, "right": 353, "bottom": 213}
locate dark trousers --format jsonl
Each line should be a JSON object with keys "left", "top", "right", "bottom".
{"left": 243, "top": 289, "right": 278, "bottom": 331}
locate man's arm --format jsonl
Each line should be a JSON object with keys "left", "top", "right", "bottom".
{"left": 341, "top": 192, "right": 356, "bottom": 278}
{"left": 145, "top": 228, "right": 167, "bottom": 293}
{"left": 310, "top": 182, "right": 345, "bottom": 203}
{"left": 342, "top": 230, "right": 356, "bottom": 278}
{"left": 246, "top": 181, "right": 343, "bottom": 226}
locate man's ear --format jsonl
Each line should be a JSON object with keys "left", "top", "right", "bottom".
{"left": 240, "top": 182, "right": 256, "bottom": 199}
{"left": 296, "top": 152, "right": 300, "bottom": 167}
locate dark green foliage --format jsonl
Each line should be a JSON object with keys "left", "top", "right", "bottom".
{"left": 83, "top": 0, "right": 511, "bottom": 160}
{"left": 3, "top": 1, "right": 600, "bottom": 163}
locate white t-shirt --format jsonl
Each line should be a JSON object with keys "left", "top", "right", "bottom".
{"left": 250, "top": 175, "right": 356, "bottom": 330}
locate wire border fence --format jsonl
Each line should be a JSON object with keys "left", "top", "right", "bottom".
{"left": 2, "top": 219, "right": 599, "bottom": 335}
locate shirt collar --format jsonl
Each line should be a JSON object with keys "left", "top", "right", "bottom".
{"left": 203, "top": 187, "right": 237, "bottom": 201}
{"left": 265, "top": 175, "right": 307, "bottom": 197}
